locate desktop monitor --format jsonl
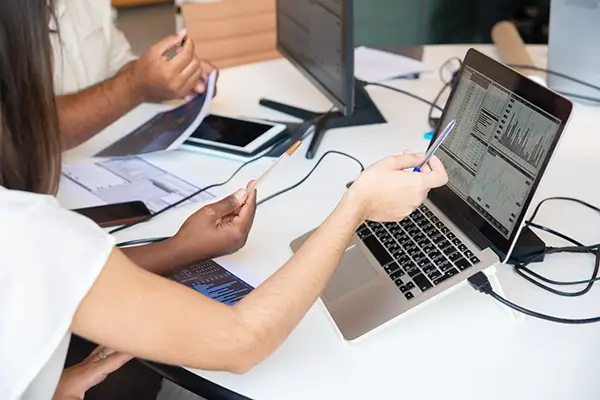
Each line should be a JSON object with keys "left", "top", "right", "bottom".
{"left": 547, "top": 0, "right": 600, "bottom": 102}
{"left": 260, "top": 0, "right": 386, "bottom": 158}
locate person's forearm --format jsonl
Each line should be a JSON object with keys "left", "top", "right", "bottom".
{"left": 73, "top": 192, "right": 365, "bottom": 374}
{"left": 57, "top": 61, "right": 142, "bottom": 149}
{"left": 230, "top": 192, "right": 365, "bottom": 370}
{"left": 121, "top": 237, "right": 199, "bottom": 276}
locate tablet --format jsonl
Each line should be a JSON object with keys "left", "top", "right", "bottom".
{"left": 185, "top": 114, "right": 287, "bottom": 154}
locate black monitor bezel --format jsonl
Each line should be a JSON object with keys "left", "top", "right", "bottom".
{"left": 428, "top": 48, "right": 572, "bottom": 259}
{"left": 275, "top": 0, "right": 355, "bottom": 116}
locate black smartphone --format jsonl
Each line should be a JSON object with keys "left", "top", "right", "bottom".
{"left": 73, "top": 201, "right": 152, "bottom": 228}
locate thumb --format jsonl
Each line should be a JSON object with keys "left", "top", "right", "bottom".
{"left": 385, "top": 153, "right": 426, "bottom": 170}
{"left": 209, "top": 189, "right": 247, "bottom": 217}
{"left": 82, "top": 353, "right": 133, "bottom": 389}
{"left": 153, "top": 30, "right": 187, "bottom": 56}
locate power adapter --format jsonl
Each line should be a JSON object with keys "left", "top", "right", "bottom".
{"left": 507, "top": 227, "right": 546, "bottom": 265}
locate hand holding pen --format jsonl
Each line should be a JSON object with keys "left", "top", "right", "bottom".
{"left": 413, "top": 119, "right": 455, "bottom": 172}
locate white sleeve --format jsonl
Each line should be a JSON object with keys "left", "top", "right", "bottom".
{"left": 101, "top": 2, "right": 137, "bottom": 76}
{"left": 0, "top": 189, "right": 115, "bottom": 398}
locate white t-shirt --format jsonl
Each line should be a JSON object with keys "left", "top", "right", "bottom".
{"left": 0, "top": 187, "right": 114, "bottom": 400}
{"left": 50, "top": 0, "right": 137, "bottom": 94}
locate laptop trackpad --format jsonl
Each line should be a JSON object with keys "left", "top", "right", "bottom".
{"left": 323, "top": 246, "right": 379, "bottom": 302}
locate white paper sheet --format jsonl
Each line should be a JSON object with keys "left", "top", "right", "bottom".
{"left": 95, "top": 70, "right": 217, "bottom": 158}
{"left": 354, "top": 46, "right": 431, "bottom": 82}
{"left": 61, "top": 156, "right": 216, "bottom": 212}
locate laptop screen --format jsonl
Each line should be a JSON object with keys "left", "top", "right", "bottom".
{"left": 428, "top": 49, "right": 572, "bottom": 258}
{"left": 436, "top": 66, "right": 562, "bottom": 239}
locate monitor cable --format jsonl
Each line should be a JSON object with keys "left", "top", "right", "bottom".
{"left": 363, "top": 81, "right": 443, "bottom": 112}
{"left": 468, "top": 196, "right": 600, "bottom": 324}
{"left": 109, "top": 112, "right": 333, "bottom": 236}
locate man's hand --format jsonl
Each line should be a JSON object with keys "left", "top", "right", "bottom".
{"left": 173, "top": 185, "right": 258, "bottom": 261}
{"left": 194, "top": 60, "right": 218, "bottom": 96}
{"left": 128, "top": 31, "right": 213, "bottom": 102}
{"left": 52, "top": 347, "right": 132, "bottom": 400}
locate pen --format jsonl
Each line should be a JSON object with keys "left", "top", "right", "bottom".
{"left": 413, "top": 119, "right": 456, "bottom": 172}
{"left": 246, "top": 140, "right": 303, "bottom": 193}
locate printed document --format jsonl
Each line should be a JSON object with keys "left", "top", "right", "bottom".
{"left": 95, "top": 70, "right": 217, "bottom": 157}
{"left": 61, "top": 157, "right": 215, "bottom": 212}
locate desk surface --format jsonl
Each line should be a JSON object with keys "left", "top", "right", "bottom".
{"left": 62, "top": 44, "right": 600, "bottom": 400}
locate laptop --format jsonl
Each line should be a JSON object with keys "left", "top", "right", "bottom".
{"left": 290, "top": 49, "right": 573, "bottom": 341}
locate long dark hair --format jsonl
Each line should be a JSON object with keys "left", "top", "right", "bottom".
{"left": 0, "top": 0, "right": 62, "bottom": 194}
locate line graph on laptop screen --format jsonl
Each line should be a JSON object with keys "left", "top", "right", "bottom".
{"left": 436, "top": 67, "right": 561, "bottom": 238}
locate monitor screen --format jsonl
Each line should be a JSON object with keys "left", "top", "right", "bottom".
{"left": 436, "top": 66, "right": 562, "bottom": 239}
{"left": 276, "top": 0, "right": 354, "bottom": 113}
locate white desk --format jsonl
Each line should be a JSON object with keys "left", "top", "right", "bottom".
{"left": 62, "top": 44, "right": 600, "bottom": 400}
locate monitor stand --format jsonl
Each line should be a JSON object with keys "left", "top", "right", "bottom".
{"left": 259, "top": 81, "right": 386, "bottom": 158}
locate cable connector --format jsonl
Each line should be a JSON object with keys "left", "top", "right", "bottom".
{"left": 468, "top": 272, "right": 493, "bottom": 294}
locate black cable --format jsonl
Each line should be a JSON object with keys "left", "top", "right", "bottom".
{"left": 116, "top": 150, "right": 364, "bottom": 248}
{"left": 257, "top": 150, "right": 365, "bottom": 207}
{"left": 510, "top": 197, "right": 600, "bottom": 297}
{"left": 508, "top": 64, "right": 600, "bottom": 94}
{"left": 469, "top": 271, "right": 600, "bottom": 324}
{"left": 108, "top": 115, "right": 328, "bottom": 236}
{"left": 467, "top": 196, "right": 600, "bottom": 323}
{"left": 557, "top": 91, "right": 600, "bottom": 104}
{"left": 108, "top": 154, "right": 263, "bottom": 235}
{"left": 364, "top": 81, "right": 443, "bottom": 111}
{"left": 440, "top": 58, "right": 600, "bottom": 106}
{"left": 428, "top": 82, "right": 451, "bottom": 129}
{"left": 528, "top": 196, "right": 600, "bottom": 222}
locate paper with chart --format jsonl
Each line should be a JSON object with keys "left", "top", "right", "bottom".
{"left": 95, "top": 70, "right": 217, "bottom": 157}
{"left": 61, "top": 157, "right": 216, "bottom": 212}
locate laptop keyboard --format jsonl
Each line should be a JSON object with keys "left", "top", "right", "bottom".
{"left": 357, "top": 205, "right": 480, "bottom": 301}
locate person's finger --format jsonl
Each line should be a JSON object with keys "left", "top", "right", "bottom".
{"left": 207, "top": 189, "right": 247, "bottom": 218}
{"left": 414, "top": 152, "right": 432, "bottom": 173}
{"left": 153, "top": 31, "right": 187, "bottom": 58}
{"left": 195, "top": 81, "right": 207, "bottom": 94}
{"left": 199, "top": 60, "right": 215, "bottom": 79}
{"left": 85, "top": 346, "right": 117, "bottom": 363}
{"left": 234, "top": 190, "right": 257, "bottom": 234}
{"left": 384, "top": 153, "right": 426, "bottom": 170}
{"left": 83, "top": 353, "right": 133, "bottom": 388}
{"left": 178, "top": 57, "right": 201, "bottom": 84}
{"left": 246, "top": 180, "right": 256, "bottom": 191}
{"left": 178, "top": 65, "right": 204, "bottom": 96}
{"left": 170, "top": 37, "right": 196, "bottom": 71}
{"left": 421, "top": 155, "right": 448, "bottom": 187}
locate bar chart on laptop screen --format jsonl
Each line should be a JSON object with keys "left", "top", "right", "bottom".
{"left": 492, "top": 97, "right": 558, "bottom": 175}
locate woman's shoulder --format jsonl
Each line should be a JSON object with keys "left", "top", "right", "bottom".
{"left": 0, "top": 186, "right": 115, "bottom": 399}
{"left": 0, "top": 187, "right": 100, "bottom": 236}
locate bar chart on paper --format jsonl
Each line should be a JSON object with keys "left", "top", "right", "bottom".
{"left": 493, "top": 97, "right": 558, "bottom": 175}
{"left": 169, "top": 260, "right": 254, "bottom": 305}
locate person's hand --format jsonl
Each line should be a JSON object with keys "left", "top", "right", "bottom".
{"left": 129, "top": 30, "right": 209, "bottom": 102}
{"left": 52, "top": 347, "right": 132, "bottom": 400}
{"left": 173, "top": 184, "right": 258, "bottom": 261}
{"left": 194, "top": 60, "right": 219, "bottom": 96}
{"left": 346, "top": 152, "right": 448, "bottom": 222}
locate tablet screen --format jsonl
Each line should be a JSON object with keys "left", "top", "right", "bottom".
{"left": 191, "top": 115, "right": 273, "bottom": 148}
